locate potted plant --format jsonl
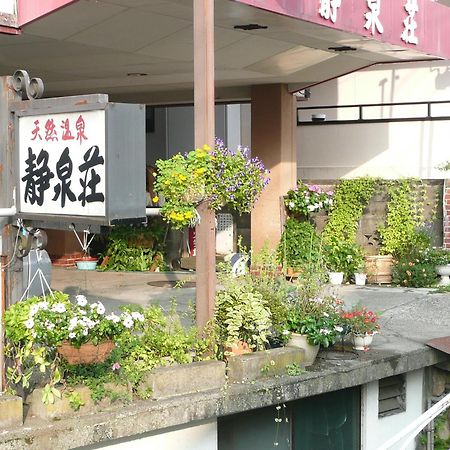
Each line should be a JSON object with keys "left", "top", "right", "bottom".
{"left": 284, "top": 294, "right": 342, "bottom": 366}
{"left": 427, "top": 248, "right": 450, "bottom": 285}
{"left": 3, "top": 292, "right": 145, "bottom": 404}
{"left": 284, "top": 180, "right": 334, "bottom": 218}
{"left": 340, "top": 305, "right": 380, "bottom": 351}
{"left": 214, "top": 282, "right": 272, "bottom": 356}
{"left": 324, "top": 240, "right": 364, "bottom": 285}
{"left": 154, "top": 138, "right": 269, "bottom": 229}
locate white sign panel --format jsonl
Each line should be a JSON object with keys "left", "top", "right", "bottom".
{"left": 19, "top": 110, "right": 106, "bottom": 217}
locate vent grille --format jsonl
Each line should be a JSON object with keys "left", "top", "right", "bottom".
{"left": 378, "top": 375, "right": 406, "bottom": 417}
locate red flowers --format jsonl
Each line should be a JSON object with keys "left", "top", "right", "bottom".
{"left": 340, "top": 306, "right": 380, "bottom": 334}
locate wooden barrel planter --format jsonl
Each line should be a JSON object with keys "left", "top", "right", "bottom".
{"left": 365, "top": 255, "right": 394, "bottom": 284}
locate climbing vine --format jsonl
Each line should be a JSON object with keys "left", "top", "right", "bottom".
{"left": 322, "top": 177, "right": 378, "bottom": 245}
{"left": 377, "top": 179, "right": 430, "bottom": 257}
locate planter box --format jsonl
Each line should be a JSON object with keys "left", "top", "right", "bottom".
{"left": 27, "top": 383, "right": 131, "bottom": 420}
{"left": 139, "top": 360, "right": 226, "bottom": 400}
{"left": 227, "top": 347, "right": 305, "bottom": 383}
{"left": 0, "top": 394, "right": 23, "bottom": 428}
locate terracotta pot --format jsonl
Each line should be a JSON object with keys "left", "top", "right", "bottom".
{"left": 57, "top": 340, "right": 115, "bottom": 365}
{"left": 352, "top": 333, "right": 374, "bottom": 351}
{"left": 287, "top": 333, "right": 319, "bottom": 366}
{"left": 225, "top": 340, "right": 252, "bottom": 356}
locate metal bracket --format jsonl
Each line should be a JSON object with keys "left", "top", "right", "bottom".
{"left": 12, "top": 69, "right": 44, "bottom": 100}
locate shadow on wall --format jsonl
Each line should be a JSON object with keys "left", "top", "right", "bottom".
{"left": 431, "top": 65, "right": 450, "bottom": 90}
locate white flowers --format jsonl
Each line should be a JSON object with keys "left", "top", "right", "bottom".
{"left": 76, "top": 295, "right": 87, "bottom": 307}
{"left": 122, "top": 313, "right": 134, "bottom": 329}
{"left": 96, "top": 302, "right": 106, "bottom": 315}
{"left": 335, "top": 326, "right": 344, "bottom": 333}
{"left": 106, "top": 313, "right": 120, "bottom": 323}
{"left": 131, "top": 311, "right": 145, "bottom": 322}
{"left": 24, "top": 318, "right": 35, "bottom": 329}
{"left": 68, "top": 317, "right": 78, "bottom": 331}
{"left": 51, "top": 303, "right": 66, "bottom": 313}
{"left": 68, "top": 332, "right": 76, "bottom": 339}
{"left": 320, "top": 328, "right": 331, "bottom": 335}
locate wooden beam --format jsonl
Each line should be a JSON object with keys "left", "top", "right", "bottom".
{"left": 193, "top": 0, "right": 216, "bottom": 330}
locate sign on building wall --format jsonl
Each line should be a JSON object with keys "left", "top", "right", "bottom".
{"left": 13, "top": 95, "right": 146, "bottom": 229}
{"left": 0, "top": 0, "right": 17, "bottom": 15}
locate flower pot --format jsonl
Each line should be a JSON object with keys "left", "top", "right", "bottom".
{"left": 328, "top": 271, "right": 344, "bottom": 285}
{"left": 57, "top": 340, "right": 115, "bottom": 365}
{"left": 435, "top": 264, "right": 450, "bottom": 286}
{"left": 365, "top": 255, "right": 393, "bottom": 284}
{"left": 225, "top": 340, "right": 252, "bottom": 357}
{"left": 75, "top": 256, "right": 98, "bottom": 271}
{"left": 354, "top": 273, "right": 367, "bottom": 286}
{"left": 287, "top": 333, "right": 319, "bottom": 366}
{"left": 351, "top": 333, "right": 374, "bottom": 351}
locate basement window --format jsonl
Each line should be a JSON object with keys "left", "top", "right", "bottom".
{"left": 378, "top": 375, "right": 406, "bottom": 417}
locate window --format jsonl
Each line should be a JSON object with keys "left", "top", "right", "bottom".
{"left": 378, "top": 374, "right": 406, "bottom": 417}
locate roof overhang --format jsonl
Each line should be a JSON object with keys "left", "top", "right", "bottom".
{"left": 0, "top": 0, "right": 448, "bottom": 103}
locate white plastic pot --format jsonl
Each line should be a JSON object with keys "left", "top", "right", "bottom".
{"left": 328, "top": 271, "right": 344, "bottom": 285}
{"left": 354, "top": 273, "right": 367, "bottom": 286}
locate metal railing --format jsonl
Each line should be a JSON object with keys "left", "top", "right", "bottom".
{"left": 297, "top": 100, "right": 450, "bottom": 125}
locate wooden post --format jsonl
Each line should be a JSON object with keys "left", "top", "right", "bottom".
{"left": 193, "top": 0, "right": 216, "bottom": 330}
{"left": 0, "top": 76, "right": 22, "bottom": 390}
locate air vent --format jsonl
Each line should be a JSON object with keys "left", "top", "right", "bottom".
{"left": 378, "top": 375, "right": 406, "bottom": 417}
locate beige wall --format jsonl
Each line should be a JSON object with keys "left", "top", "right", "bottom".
{"left": 298, "top": 60, "right": 450, "bottom": 179}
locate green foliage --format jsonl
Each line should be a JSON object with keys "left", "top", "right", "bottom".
{"left": 419, "top": 410, "right": 450, "bottom": 450}
{"left": 285, "top": 362, "right": 305, "bottom": 376}
{"left": 214, "top": 280, "right": 272, "bottom": 351}
{"left": 277, "top": 218, "right": 321, "bottom": 270}
{"left": 322, "top": 177, "right": 377, "bottom": 245}
{"left": 154, "top": 140, "right": 269, "bottom": 228}
{"left": 100, "top": 222, "right": 166, "bottom": 272}
{"left": 323, "top": 239, "right": 365, "bottom": 278}
{"left": 392, "top": 253, "right": 438, "bottom": 287}
{"left": 285, "top": 295, "right": 342, "bottom": 347}
{"left": 378, "top": 179, "right": 429, "bottom": 257}
{"left": 66, "top": 390, "right": 85, "bottom": 411}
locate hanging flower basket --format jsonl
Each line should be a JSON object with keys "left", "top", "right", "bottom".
{"left": 57, "top": 340, "right": 115, "bottom": 365}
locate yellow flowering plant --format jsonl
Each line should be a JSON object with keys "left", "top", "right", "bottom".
{"left": 154, "top": 139, "right": 269, "bottom": 228}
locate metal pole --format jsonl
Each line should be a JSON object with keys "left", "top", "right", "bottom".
{"left": 193, "top": 0, "right": 216, "bottom": 330}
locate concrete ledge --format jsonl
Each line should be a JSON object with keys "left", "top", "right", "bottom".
{"left": 0, "top": 344, "right": 447, "bottom": 450}
{"left": 0, "top": 394, "right": 23, "bottom": 428}
{"left": 140, "top": 360, "right": 226, "bottom": 399}
{"left": 227, "top": 347, "right": 305, "bottom": 383}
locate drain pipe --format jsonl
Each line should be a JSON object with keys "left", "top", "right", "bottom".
{"left": 0, "top": 189, "right": 17, "bottom": 218}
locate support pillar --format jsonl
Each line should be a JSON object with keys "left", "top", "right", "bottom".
{"left": 0, "top": 76, "right": 22, "bottom": 391}
{"left": 250, "top": 84, "right": 297, "bottom": 252}
{"left": 194, "top": 0, "right": 216, "bottom": 330}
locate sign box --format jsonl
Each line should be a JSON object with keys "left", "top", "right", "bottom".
{"left": 13, "top": 94, "right": 146, "bottom": 230}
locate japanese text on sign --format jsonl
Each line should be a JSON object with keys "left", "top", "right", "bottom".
{"left": 19, "top": 110, "right": 106, "bottom": 217}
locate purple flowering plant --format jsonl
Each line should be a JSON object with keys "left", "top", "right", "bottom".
{"left": 154, "top": 138, "right": 270, "bottom": 228}
{"left": 285, "top": 179, "right": 333, "bottom": 217}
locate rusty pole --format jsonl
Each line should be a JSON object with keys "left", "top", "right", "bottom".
{"left": 193, "top": 0, "right": 216, "bottom": 330}
{"left": 0, "top": 76, "right": 22, "bottom": 391}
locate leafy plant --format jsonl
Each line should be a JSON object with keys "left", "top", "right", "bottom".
{"left": 322, "top": 177, "right": 377, "bottom": 245}
{"left": 284, "top": 180, "right": 333, "bottom": 216}
{"left": 214, "top": 281, "right": 272, "bottom": 351}
{"left": 323, "top": 239, "right": 365, "bottom": 278}
{"left": 285, "top": 362, "right": 304, "bottom": 376}
{"left": 99, "top": 222, "right": 166, "bottom": 272}
{"left": 392, "top": 254, "right": 437, "bottom": 287}
{"left": 154, "top": 139, "right": 269, "bottom": 228}
{"left": 378, "top": 179, "right": 430, "bottom": 257}
{"left": 277, "top": 218, "right": 321, "bottom": 271}
{"left": 285, "top": 294, "right": 343, "bottom": 347}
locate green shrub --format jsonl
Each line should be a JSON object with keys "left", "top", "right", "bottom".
{"left": 392, "top": 254, "right": 437, "bottom": 287}
{"left": 277, "top": 218, "right": 321, "bottom": 270}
